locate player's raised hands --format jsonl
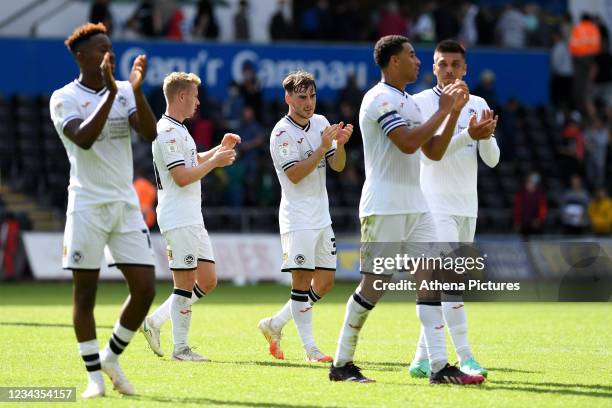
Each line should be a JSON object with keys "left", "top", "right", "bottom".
{"left": 321, "top": 124, "right": 339, "bottom": 150}
{"left": 448, "top": 80, "right": 470, "bottom": 113}
{"left": 335, "top": 122, "right": 353, "bottom": 146}
{"left": 467, "top": 109, "right": 498, "bottom": 140}
{"left": 129, "top": 55, "right": 147, "bottom": 91}
{"left": 438, "top": 81, "right": 461, "bottom": 113}
{"left": 221, "top": 133, "right": 241, "bottom": 149}
{"left": 212, "top": 146, "right": 237, "bottom": 167}
{"left": 100, "top": 52, "right": 117, "bottom": 94}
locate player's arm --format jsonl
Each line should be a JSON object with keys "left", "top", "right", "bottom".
{"left": 327, "top": 123, "right": 353, "bottom": 172}
{"left": 387, "top": 87, "right": 457, "bottom": 154}
{"left": 285, "top": 124, "right": 338, "bottom": 184}
{"left": 63, "top": 53, "right": 117, "bottom": 150}
{"left": 171, "top": 147, "right": 236, "bottom": 187}
{"left": 127, "top": 55, "right": 157, "bottom": 142}
{"left": 197, "top": 133, "right": 241, "bottom": 164}
{"left": 421, "top": 82, "right": 469, "bottom": 160}
{"left": 478, "top": 133, "right": 500, "bottom": 168}
{"left": 443, "top": 109, "right": 499, "bottom": 156}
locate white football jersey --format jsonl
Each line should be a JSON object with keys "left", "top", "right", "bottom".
{"left": 270, "top": 114, "right": 336, "bottom": 234}
{"left": 359, "top": 82, "right": 430, "bottom": 217}
{"left": 414, "top": 86, "right": 500, "bottom": 217}
{"left": 152, "top": 114, "right": 203, "bottom": 233}
{"left": 49, "top": 80, "right": 139, "bottom": 214}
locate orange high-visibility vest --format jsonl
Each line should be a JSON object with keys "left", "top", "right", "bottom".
{"left": 569, "top": 21, "right": 601, "bottom": 57}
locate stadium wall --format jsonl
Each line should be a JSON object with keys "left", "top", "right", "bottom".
{"left": 0, "top": 38, "right": 550, "bottom": 106}
{"left": 22, "top": 233, "right": 612, "bottom": 286}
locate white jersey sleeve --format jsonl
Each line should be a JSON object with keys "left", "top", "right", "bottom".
{"left": 270, "top": 128, "right": 301, "bottom": 172}
{"left": 50, "top": 91, "right": 83, "bottom": 132}
{"left": 156, "top": 127, "right": 187, "bottom": 171}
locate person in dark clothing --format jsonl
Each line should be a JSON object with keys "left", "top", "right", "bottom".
{"left": 513, "top": 172, "right": 547, "bottom": 237}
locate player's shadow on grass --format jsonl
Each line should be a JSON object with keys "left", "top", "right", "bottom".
{"left": 0, "top": 322, "right": 113, "bottom": 329}
{"left": 484, "top": 380, "right": 612, "bottom": 399}
{"left": 485, "top": 366, "right": 542, "bottom": 374}
{"left": 214, "top": 360, "right": 330, "bottom": 370}
{"left": 129, "top": 394, "right": 337, "bottom": 407}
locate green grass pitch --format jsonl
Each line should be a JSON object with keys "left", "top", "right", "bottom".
{"left": 0, "top": 282, "right": 610, "bottom": 407}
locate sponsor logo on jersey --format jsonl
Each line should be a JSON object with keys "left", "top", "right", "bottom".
{"left": 299, "top": 306, "right": 312, "bottom": 313}
{"left": 297, "top": 138, "right": 304, "bottom": 144}
{"left": 275, "top": 130, "right": 286, "bottom": 137}
{"left": 294, "top": 254, "right": 306, "bottom": 266}
{"left": 434, "top": 324, "right": 445, "bottom": 330}
{"left": 81, "top": 101, "right": 91, "bottom": 108}
{"left": 165, "top": 128, "right": 175, "bottom": 132}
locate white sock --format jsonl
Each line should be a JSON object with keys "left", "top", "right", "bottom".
{"left": 78, "top": 339, "right": 104, "bottom": 385}
{"left": 442, "top": 301, "right": 472, "bottom": 363}
{"left": 416, "top": 303, "right": 448, "bottom": 373}
{"left": 150, "top": 283, "right": 205, "bottom": 328}
{"left": 414, "top": 327, "right": 428, "bottom": 362}
{"left": 290, "top": 289, "right": 316, "bottom": 351}
{"left": 333, "top": 292, "right": 374, "bottom": 367}
{"left": 271, "top": 300, "right": 292, "bottom": 331}
{"left": 170, "top": 288, "right": 193, "bottom": 352}
{"left": 102, "top": 322, "right": 136, "bottom": 363}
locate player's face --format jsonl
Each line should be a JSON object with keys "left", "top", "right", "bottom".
{"left": 287, "top": 85, "right": 316, "bottom": 120}
{"left": 395, "top": 42, "right": 421, "bottom": 83}
{"left": 433, "top": 52, "right": 466, "bottom": 87}
{"left": 77, "top": 34, "right": 114, "bottom": 75}
{"left": 181, "top": 83, "right": 200, "bottom": 119}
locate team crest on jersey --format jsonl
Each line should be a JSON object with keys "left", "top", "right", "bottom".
{"left": 118, "top": 95, "right": 127, "bottom": 106}
{"left": 468, "top": 108, "right": 476, "bottom": 116}
{"left": 184, "top": 254, "right": 195, "bottom": 266}
{"left": 294, "top": 254, "right": 306, "bottom": 266}
{"left": 71, "top": 251, "right": 83, "bottom": 264}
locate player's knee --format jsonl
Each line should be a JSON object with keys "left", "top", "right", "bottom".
{"left": 200, "top": 276, "right": 217, "bottom": 294}
{"left": 74, "top": 288, "right": 97, "bottom": 311}
{"left": 316, "top": 279, "right": 334, "bottom": 295}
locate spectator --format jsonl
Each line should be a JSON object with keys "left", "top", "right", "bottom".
{"left": 337, "top": 73, "right": 363, "bottom": 110}
{"left": 412, "top": 3, "right": 436, "bottom": 43}
{"left": 239, "top": 63, "right": 264, "bottom": 122}
{"left": 432, "top": 0, "right": 460, "bottom": 42}
{"left": 560, "top": 174, "right": 590, "bottom": 235}
{"left": 475, "top": 6, "right": 496, "bottom": 46}
{"left": 559, "top": 113, "right": 585, "bottom": 179}
{"left": 376, "top": 2, "right": 408, "bottom": 39}
{"left": 192, "top": 0, "right": 219, "bottom": 40}
{"left": 588, "top": 188, "right": 612, "bottom": 235}
{"left": 299, "top": 0, "right": 333, "bottom": 41}
{"left": 496, "top": 4, "right": 527, "bottom": 48}
{"left": 236, "top": 106, "right": 265, "bottom": 181}
{"left": 584, "top": 114, "right": 609, "bottom": 189}
{"left": 473, "top": 69, "right": 498, "bottom": 111}
{"left": 130, "top": 0, "right": 162, "bottom": 37}
{"left": 234, "top": 0, "right": 250, "bottom": 41}
{"left": 222, "top": 81, "right": 246, "bottom": 131}
{"left": 90, "top": 0, "right": 113, "bottom": 36}
{"left": 549, "top": 30, "right": 573, "bottom": 112}
{"left": 334, "top": 0, "right": 367, "bottom": 42}
{"left": 133, "top": 168, "right": 157, "bottom": 229}
{"left": 164, "top": 4, "right": 185, "bottom": 40}
{"left": 458, "top": 2, "right": 479, "bottom": 46}
{"left": 513, "top": 172, "right": 547, "bottom": 237}
{"left": 269, "top": 0, "right": 293, "bottom": 40}
{"left": 569, "top": 14, "right": 601, "bottom": 113}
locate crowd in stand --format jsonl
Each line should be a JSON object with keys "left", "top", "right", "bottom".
{"left": 43, "top": 1, "right": 602, "bottom": 236}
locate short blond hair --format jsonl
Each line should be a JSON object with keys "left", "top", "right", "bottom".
{"left": 163, "top": 72, "right": 201, "bottom": 101}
